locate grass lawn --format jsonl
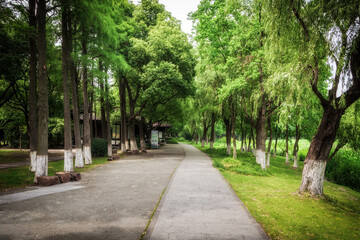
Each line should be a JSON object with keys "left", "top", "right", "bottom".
{"left": 0, "top": 149, "right": 63, "bottom": 164}
{"left": 193, "top": 143, "right": 360, "bottom": 240}
{"left": 0, "top": 157, "right": 109, "bottom": 191}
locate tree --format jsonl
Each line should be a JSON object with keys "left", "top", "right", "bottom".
{"left": 268, "top": 0, "right": 360, "bottom": 195}
{"left": 61, "top": 0, "right": 73, "bottom": 172}
{"left": 35, "top": 0, "right": 49, "bottom": 180}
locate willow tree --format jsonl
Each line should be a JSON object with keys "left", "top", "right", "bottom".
{"left": 268, "top": 0, "right": 360, "bottom": 195}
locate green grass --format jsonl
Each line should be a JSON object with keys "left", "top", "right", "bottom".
{"left": 191, "top": 143, "right": 360, "bottom": 240}
{"left": 0, "top": 157, "right": 109, "bottom": 191}
{"left": 0, "top": 150, "right": 63, "bottom": 164}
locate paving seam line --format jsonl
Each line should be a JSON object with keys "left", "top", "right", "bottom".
{"left": 141, "top": 144, "right": 185, "bottom": 240}
{"left": 213, "top": 166, "right": 270, "bottom": 240}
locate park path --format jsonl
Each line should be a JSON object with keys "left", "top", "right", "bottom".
{"left": 0, "top": 145, "right": 183, "bottom": 240}
{"left": 147, "top": 144, "right": 268, "bottom": 240}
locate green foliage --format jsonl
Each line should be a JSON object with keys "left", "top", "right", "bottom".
{"left": 91, "top": 138, "right": 108, "bottom": 157}
{"left": 193, "top": 142, "right": 360, "bottom": 240}
{"left": 326, "top": 150, "right": 360, "bottom": 191}
{"left": 165, "top": 138, "right": 178, "bottom": 144}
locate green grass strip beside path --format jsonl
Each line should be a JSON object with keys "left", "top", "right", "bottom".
{"left": 191, "top": 143, "right": 360, "bottom": 240}
{"left": 0, "top": 157, "right": 108, "bottom": 191}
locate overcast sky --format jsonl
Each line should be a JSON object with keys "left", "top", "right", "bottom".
{"left": 133, "top": 0, "right": 201, "bottom": 36}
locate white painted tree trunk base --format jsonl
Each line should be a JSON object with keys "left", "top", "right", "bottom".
{"left": 75, "top": 148, "right": 84, "bottom": 168}
{"left": 84, "top": 146, "right": 92, "bottom": 165}
{"left": 64, "top": 150, "right": 73, "bottom": 172}
{"left": 256, "top": 149, "right": 266, "bottom": 169}
{"left": 130, "top": 140, "right": 138, "bottom": 151}
{"left": 285, "top": 153, "right": 289, "bottom": 164}
{"left": 30, "top": 151, "right": 37, "bottom": 172}
{"left": 108, "top": 143, "right": 112, "bottom": 157}
{"left": 35, "top": 155, "right": 48, "bottom": 178}
{"left": 226, "top": 145, "right": 231, "bottom": 155}
{"left": 293, "top": 155, "right": 298, "bottom": 168}
{"left": 140, "top": 140, "right": 146, "bottom": 151}
{"left": 266, "top": 152, "right": 270, "bottom": 167}
{"left": 299, "top": 159, "right": 327, "bottom": 195}
{"left": 201, "top": 140, "right": 205, "bottom": 147}
{"left": 210, "top": 142, "right": 213, "bottom": 149}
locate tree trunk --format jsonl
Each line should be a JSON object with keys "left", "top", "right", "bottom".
{"left": 231, "top": 98, "right": 236, "bottom": 159}
{"left": 255, "top": 100, "right": 266, "bottom": 169}
{"left": 29, "top": 0, "right": 37, "bottom": 172}
{"left": 299, "top": 106, "right": 343, "bottom": 195}
{"left": 90, "top": 77, "right": 94, "bottom": 139}
{"left": 99, "top": 62, "right": 107, "bottom": 140}
{"left": 139, "top": 117, "right": 146, "bottom": 151}
{"left": 240, "top": 117, "right": 244, "bottom": 153}
{"left": 210, "top": 113, "right": 215, "bottom": 149}
{"left": 251, "top": 127, "right": 256, "bottom": 154}
{"left": 224, "top": 117, "right": 231, "bottom": 155}
{"left": 293, "top": 124, "right": 300, "bottom": 169}
{"left": 267, "top": 117, "right": 272, "bottom": 167}
{"left": 68, "top": 14, "right": 83, "bottom": 168}
{"left": 128, "top": 117, "right": 138, "bottom": 151}
{"left": 35, "top": 0, "right": 48, "bottom": 181}
{"left": 201, "top": 117, "right": 208, "bottom": 148}
{"left": 285, "top": 125, "right": 289, "bottom": 164}
{"left": 61, "top": 1, "right": 73, "bottom": 172}
{"left": 81, "top": 30, "right": 91, "bottom": 165}
{"left": 248, "top": 135, "right": 251, "bottom": 152}
{"left": 273, "top": 125, "right": 278, "bottom": 158}
{"left": 105, "top": 77, "right": 112, "bottom": 157}
{"left": 119, "top": 77, "right": 127, "bottom": 152}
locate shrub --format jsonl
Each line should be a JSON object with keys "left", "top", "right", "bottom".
{"left": 91, "top": 138, "right": 108, "bottom": 157}
{"left": 213, "top": 160, "right": 225, "bottom": 169}
{"left": 166, "top": 138, "right": 178, "bottom": 144}
{"left": 298, "top": 149, "right": 308, "bottom": 161}
{"left": 326, "top": 149, "right": 360, "bottom": 191}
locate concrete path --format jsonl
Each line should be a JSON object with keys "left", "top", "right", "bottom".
{"left": 0, "top": 144, "right": 183, "bottom": 240}
{"left": 147, "top": 144, "right": 268, "bottom": 240}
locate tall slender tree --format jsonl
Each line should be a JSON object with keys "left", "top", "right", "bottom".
{"left": 28, "top": 0, "right": 37, "bottom": 172}
{"left": 35, "top": 0, "right": 49, "bottom": 180}
{"left": 61, "top": 0, "right": 73, "bottom": 172}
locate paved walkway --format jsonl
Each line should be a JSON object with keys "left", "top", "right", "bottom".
{"left": 0, "top": 145, "right": 183, "bottom": 240}
{"left": 147, "top": 144, "right": 268, "bottom": 240}
{"left": 0, "top": 144, "right": 268, "bottom": 240}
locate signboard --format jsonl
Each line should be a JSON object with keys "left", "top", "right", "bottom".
{"left": 151, "top": 130, "right": 159, "bottom": 149}
{"left": 159, "top": 131, "right": 163, "bottom": 139}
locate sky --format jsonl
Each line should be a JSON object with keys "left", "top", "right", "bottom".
{"left": 133, "top": 0, "right": 201, "bottom": 36}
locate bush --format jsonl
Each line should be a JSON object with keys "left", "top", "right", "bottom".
{"left": 91, "top": 138, "right": 108, "bottom": 157}
{"left": 166, "top": 138, "right": 178, "bottom": 144}
{"left": 298, "top": 149, "right": 308, "bottom": 161}
{"left": 326, "top": 149, "right": 360, "bottom": 191}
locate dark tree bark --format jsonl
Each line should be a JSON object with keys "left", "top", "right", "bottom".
{"left": 61, "top": 0, "right": 73, "bottom": 172}
{"left": 90, "top": 77, "right": 94, "bottom": 139}
{"left": 69, "top": 11, "right": 83, "bottom": 168}
{"left": 223, "top": 117, "right": 231, "bottom": 155}
{"left": 105, "top": 77, "right": 112, "bottom": 157}
{"left": 201, "top": 115, "right": 209, "bottom": 148}
{"left": 81, "top": 29, "right": 91, "bottom": 165}
{"left": 118, "top": 77, "right": 127, "bottom": 152}
{"left": 266, "top": 116, "right": 272, "bottom": 167}
{"left": 99, "top": 62, "right": 107, "bottom": 140}
{"left": 35, "top": 0, "right": 48, "bottom": 180}
{"left": 255, "top": 96, "right": 266, "bottom": 169}
{"left": 28, "top": 0, "right": 37, "bottom": 172}
{"left": 139, "top": 117, "right": 146, "bottom": 151}
{"left": 248, "top": 134, "right": 251, "bottom": 152}
{"left": 293, "top": 124, "right": 300, "bottom": 168}
{"left": 231, "top": 97, "right": 237, "bottom": 159}
{"left": 285, "top": 125, "right": 289, "bottom": 164}
{"left": 210, "top": 113, "right": 216, "bottom": 149}
{"left": 240, "top": 116, "right": 244, "bottom": 153}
